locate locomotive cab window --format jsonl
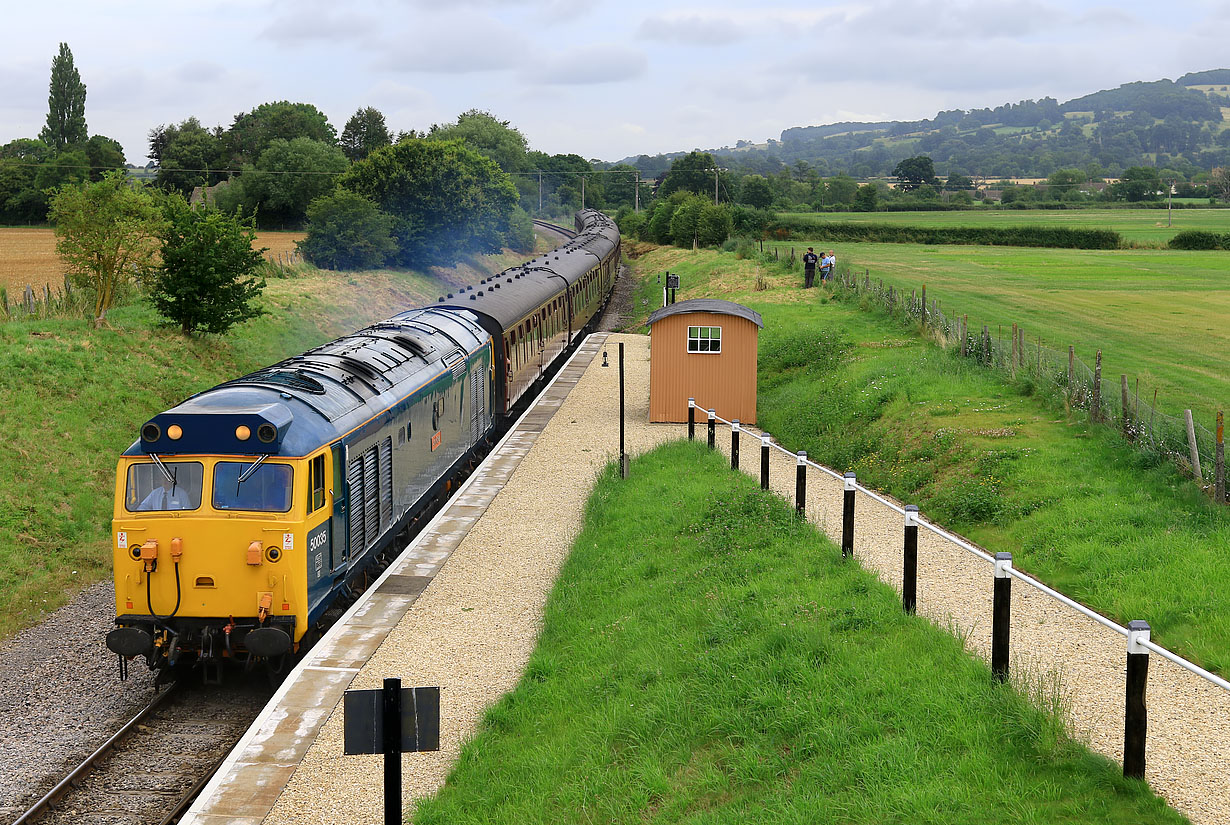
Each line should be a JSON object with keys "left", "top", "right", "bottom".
{"left": 687, "top": 326, "right": 722, "bottom": 353}
{"left": 308, "top": 454, "right": 326, "bottom": 512}
{"left": 213, "top": 461, "right": 293, "bottom": 512}
{"left": 125, "top": 461, "right": 204, "bottom": 512}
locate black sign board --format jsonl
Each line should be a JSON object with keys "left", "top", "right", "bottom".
{"left": 666, "top": 274, "right": 680, "bottom": 289}
{"left": 344, "top": 684, "right": 440, "bottom": 754}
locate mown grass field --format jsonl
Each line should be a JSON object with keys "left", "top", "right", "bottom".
{"left": 779, "top": 208, "right": 1230, "bottom": 246}
{"left": 415, "top": 443, "right": 1186, "bottom": 824}
{"left": 0, "top": 227, "right": 307, "bottom": 294}
{"left": 760, "top": 240, "right": 1230, "bottom": 423}
{"left": 621, "top": 243, "right": 1230, "bottom": 675}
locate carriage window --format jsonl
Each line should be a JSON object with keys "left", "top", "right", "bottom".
{"left": 687, "top": 326, "right": 722, "bottom": 353}
{"left": 213, "top": 462, "right": 293, "bottom": 512}
{"left": 308, "top": 454, "right": 326, "bottom": 512}
{"left": 125, "top": 462, "right": 204, "bottom": 512}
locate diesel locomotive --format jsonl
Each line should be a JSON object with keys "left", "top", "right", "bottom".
{"left": 106, "top": 210, "right": 620, "bottom": 681}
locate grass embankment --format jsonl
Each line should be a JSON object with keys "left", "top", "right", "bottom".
{"left": 778, "top": 208, "right": 1230, "bottom": 247}
{"left": 622, "top": 243, "right": 1230, "bottom": 675}
{"left": 0, "top": 242, "right": 543, "bottom": 638}
{"left": 415, "top": 443, "right": 1185, "bottom": 824}
{"left": 760, "top": 240, "right": 1230, "bottom": 424}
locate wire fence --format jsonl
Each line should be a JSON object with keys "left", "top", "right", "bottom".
{"left": 831, "top": 267, "right": 1228, "bottom": 503}
{"left": 0, "top": 276, "right": 89, "bottom": 320}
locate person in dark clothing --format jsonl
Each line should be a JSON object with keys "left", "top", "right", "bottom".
{"left": 802, "top": 247, "right": 818, "bottom": 288}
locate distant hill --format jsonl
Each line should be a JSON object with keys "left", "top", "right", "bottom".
{"left": 625, "top": 71, "right": 1230, "bottom": 180}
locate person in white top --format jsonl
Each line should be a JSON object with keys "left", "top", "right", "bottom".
{"left": 138, "top": 473, "right": 192, "bottom": 510}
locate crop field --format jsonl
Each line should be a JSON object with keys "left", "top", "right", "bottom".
{"left": 781, "top": 208, "right": 1230, "bottom": 246}
{"left": 0, "top": 227, "right": 307, "bottom": 294}
{"left": 767, "top": 240, "right": 1230, "bottom": 422}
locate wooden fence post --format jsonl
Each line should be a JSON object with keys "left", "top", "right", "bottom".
{"left": 1067, "top": 346, "right": 1074, "bottom": 411}
{"left": 1121, "top": 375, "right": 1131, "bottom": 439}
{"left": 795, "top": 452, "right": 807, "bottom": 518}
{"left": 1092, "top": 350, "right": 1103, "bottom": 422}
{"left": 903, "top": 505, "right": 919, "bottom": 614}
{"left": 1011, "top": 323, "right": 1018, "bottom": 373}
{"left": 1185, "top": 410, "right": 1203, "bottom": 481}
{"left": 1124, "top": 621, "right": 1151, "bottom": 779}
{"left": 841, "top": 472, "right": 856, "bottom": 558}
{"left": 1216, "top": 412, "right": 1225, "bottom": 504}
{"left": 992, "top": 553, "right": 1012, "bottom": 683}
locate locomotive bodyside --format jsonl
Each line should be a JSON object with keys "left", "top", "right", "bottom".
{"left": 107, "top": 309, "right": 491, "bottom": 677}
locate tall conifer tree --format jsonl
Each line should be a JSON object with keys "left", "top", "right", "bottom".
{"left": 40, "top": 43, "right": 88, "bottom": 151}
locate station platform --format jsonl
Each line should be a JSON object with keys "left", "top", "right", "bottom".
{"left": 183, "top": 333, "right": 679, "bottom": 824}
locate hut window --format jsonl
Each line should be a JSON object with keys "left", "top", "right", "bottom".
{"left": 687, "top": 326, "right": 721, "bottom": 353}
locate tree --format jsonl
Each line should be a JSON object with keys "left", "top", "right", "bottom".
{"left": 299, "top": 189, "right": 397, "bottom": 270}
{"left": 155, "top": 120, "right": 225, "bottom": 194}
{"left": 603, "top": 164, "right": 640, "bottom": 210}
{"left": 83, "top": 135, "right": 125, "bottom": 181}
{"left": 853, "top": 184, "right": 878, "bottom": 212}
{"left": 738, "top": 175, "right": 774, "bottom": 209}
{"left": 892, "top": 156, "right": 938, "bottom": 192}
{"left": 340, "top": 107, "right": 392, "bottom": 162}
{"left": 944, "top": 173, "right": 973, "bottom": 190}
{"left": 1208, "top": 167, "right": 1230, "bottom": 202}
{"left": 427, "top": 110, "right": 528, "bottom": 173}
{"left": 340, "top": 138, "right": 518, "bottom": 267}
{"left": 1109, "top": 166, "right": 1162, "bottom": 202}
{"left": 659, "top": 151, "right": 727, "bottom": 200}
{"left": 226, "top": 102, "right": 336, "bottom": 166}
{"left": 39, "top": 43, "right": 87, "bottom": 152}
{"left": 48, "top": 172, "right": 166, "bottom": 326}
{"left": 151, "top": 198, "right": 266, "bottom": 335}
{"left": 235, "top": 137, "right": 349, "bottom": 226}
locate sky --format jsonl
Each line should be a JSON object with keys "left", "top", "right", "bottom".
{"left": 1, "top": 0, "right": 1225, "bottom": 166}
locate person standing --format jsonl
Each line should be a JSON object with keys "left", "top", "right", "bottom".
{"left": 802, "top": 247, "right": 818, "bottom": 288}
{"left": 819, "top": 250, "right": 836, "bottom": 285}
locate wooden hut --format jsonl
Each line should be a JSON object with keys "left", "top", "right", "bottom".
{"left": 646, "top": 299, "right": 763, "bottom": 424}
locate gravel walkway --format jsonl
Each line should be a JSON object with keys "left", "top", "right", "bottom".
{"left": 265, "top": 333, "right": 1226, "bottom": 825}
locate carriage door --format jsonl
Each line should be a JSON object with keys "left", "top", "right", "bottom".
{"left": 330, "top": 443, "right": 348, "bottom": 572}
{"left": 470, "top": 365, "right": 488, "bottom": 445}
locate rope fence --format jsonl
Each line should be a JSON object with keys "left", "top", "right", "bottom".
{"left": 687, "top": 398, "right": 1230, "bottom": 782}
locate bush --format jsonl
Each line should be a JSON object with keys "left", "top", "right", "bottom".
{"left": 767, "top": 218, "right": 1122, "bottom": 250}
{"left": 298, "top": 189, "right": 397, "bottom": 270}
{"left": 152, "top": 199, "right": 266, "bottom": 335}
{"left": 505, "top": 205, "right": 535, "bottom": 252}
{"left": 1168, "top": 230, "right": 1224, "bottom": 250}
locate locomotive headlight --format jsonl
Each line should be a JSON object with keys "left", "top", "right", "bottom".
{"left": 167, "top": 424, "right": 183, "bottom": 440}
{"left": 257, "top": 423, "right": 278, "bottom": 443}
{"left": 141, "top": 423, "right": 161, "bottom": 442}
{"left": 235, "top": 425, "right": 251, "bottom": 441}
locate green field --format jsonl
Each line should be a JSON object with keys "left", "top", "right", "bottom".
{"left": 780, "top": 208, "right": 1230, "bottom": 246}
{"left": 762, "top": 241, "right": 1230, "bottom": 424}
{"left": 621, "top": 242, "right": 1230, "bottom": 674}
{"left": 416, "top": 443, "right": 1186, "bottom": 825}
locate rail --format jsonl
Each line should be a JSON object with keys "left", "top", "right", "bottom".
{"left": 13, "top": 683, "right": 180, "bottom": 825}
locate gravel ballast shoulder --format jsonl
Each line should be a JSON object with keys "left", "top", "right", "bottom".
{"left": 257, "top": 332, "right": 1225, "bottom": 825}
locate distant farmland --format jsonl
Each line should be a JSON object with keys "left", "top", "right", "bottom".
{"left": 0, "top": 227, "right": 307, "bottom": 294}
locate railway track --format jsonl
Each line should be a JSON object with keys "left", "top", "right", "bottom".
{"left": 13, "top": 678, "right": 270, "bottom": 825}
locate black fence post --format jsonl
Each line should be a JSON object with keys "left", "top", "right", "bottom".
{"left": 383, "top": 677, "right": 402, "bottom": 825}
{"left": 760, "top": 433, "right": 770, "bottom": 490}
{"left": 903, "top": 505, "right": 919, "bottom": 614}
{"left": 992, "top": 553, "right": 1012, "bottom": 683}
{"left": 795, "top": 451, "right": 807, "bottom": 517}
{"left": 688, "top": 398, "right": 695, "bottom": 441}
{"left": 619, "top": 342, "right": 627, "bottom": 479}
{"left": 1124, "top": 620, "right": 1151, "bottom": 779}
{"left": 841, "top": 472, "right": 856, "bottom": 558}
{"left": 731, "top": 420, "right": 740, "bottom": 470}
{"left": 707, "top": 409, "right": 716, "bottom": 449}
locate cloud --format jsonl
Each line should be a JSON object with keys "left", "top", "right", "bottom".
{"left": 262, "top": 9, "right": 381, "bottom": 45}
{"left": 637, "top": 14, "right": 746, "bottom": 46}
{"left": 373, "top": 16, "right": 524, "bottom": 73}
{"left": 522, "top": 44, "right": 648, "bottom": 85}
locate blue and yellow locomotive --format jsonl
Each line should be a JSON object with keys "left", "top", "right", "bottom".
{"left": 106, "top": 211, "right": 620, "bottom": 680}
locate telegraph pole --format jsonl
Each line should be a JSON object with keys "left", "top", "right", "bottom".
{"left": 581, "top": 175, "right": 586, "bottom": 209}
{"left": 634, "top": 170, "right": 640, "bottom": 213}
{"left": 714, "top": 168, "right": 719, "bottom": 205}
{"left": 537, "top": 170, "right": 542, "bottom": 214}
